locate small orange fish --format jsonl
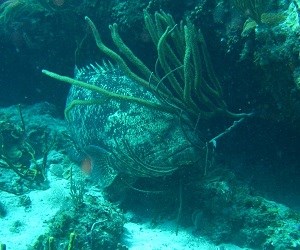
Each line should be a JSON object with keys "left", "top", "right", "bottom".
{"left": 80, "top": 145, "right": 117, "bottom": 188}
{"left": 81, "top": 156, "right": 93, "bottom": 175}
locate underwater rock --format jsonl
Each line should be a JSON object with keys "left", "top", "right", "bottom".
{"left": 0, "top": 103, "right": 69, "bottom": 194}
{"left": 190, "top": 177, "right": 300, "bottom": 249}
{"left": 66, "top": 63, "right": 200, "bottom": 189}
{"left": 37, "top": 190, "right": 125, "bottom": 250}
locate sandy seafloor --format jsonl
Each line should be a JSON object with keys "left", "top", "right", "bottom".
{"left": 0, "top": 171, "right": 246, "bottom": 250}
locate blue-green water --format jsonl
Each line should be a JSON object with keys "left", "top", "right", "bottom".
{"left": 0, "top": 0, "right": 300, "bottom": 249}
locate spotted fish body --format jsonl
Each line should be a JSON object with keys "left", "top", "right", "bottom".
{"left": 66, "top": 62, "right": 199, "bottom": 188}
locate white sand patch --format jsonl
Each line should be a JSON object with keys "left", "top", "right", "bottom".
{"left": 0, "top": 175, "right": 69, "bottom": 249}
{"left": 122, "top": 220, "right": 247, "bottom": 250}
